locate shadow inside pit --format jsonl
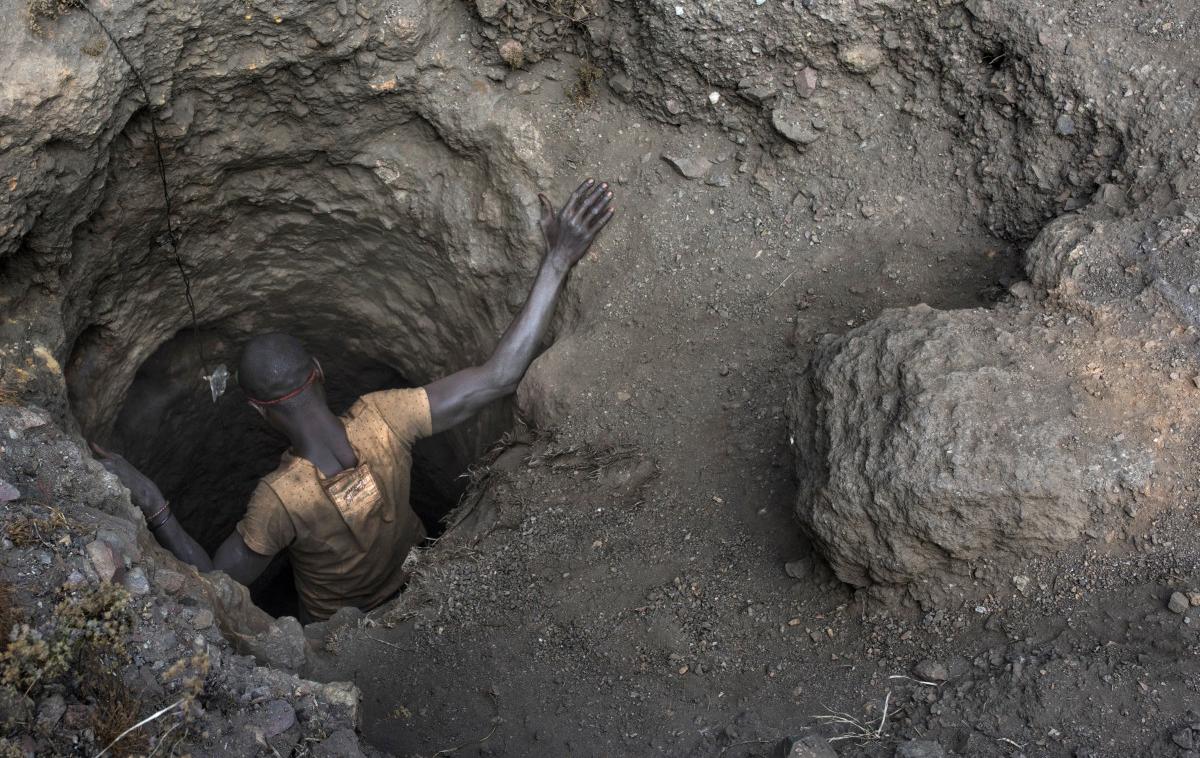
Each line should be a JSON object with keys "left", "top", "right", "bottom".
{"left": 94, "top": 328, "right": 481, "bottom": 619}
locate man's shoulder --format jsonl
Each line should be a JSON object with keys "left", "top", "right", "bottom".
{"left": 351, "top": 388, "right": 432, "bottom": 441}
{"left": 256, "top": 455, "right": 314, "bottom": 506}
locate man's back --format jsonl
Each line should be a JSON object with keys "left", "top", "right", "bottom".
{"left": 237, "top": 388, "right": 432, "bottom": 620}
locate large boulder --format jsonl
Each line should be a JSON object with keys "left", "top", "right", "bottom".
{"left": 788, "top": 304, "right": 1162, "bottom": 600}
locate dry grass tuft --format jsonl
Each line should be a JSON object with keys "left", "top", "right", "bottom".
{"left": 0, "top": 738, "right": 24, "bottom": 758}
{"left": 26, "top": 0, "right": 77, "bottom": 34}
{"left": 813, "top": 691, "right": 893, "bottom": 745}
{"left": 81, "top": 647, "right": 147, "bottom": 757}
{"left": 570, "top": 61, "right": 604, "bottom": 104}
{"left": 4, "top": 508, "right": 69, "bottom": 548}
{"left": 0, "top": 583, "right": 132, "bottom": 692}
{"left": 0, "top": 583, "right": 18, "bottom": 653}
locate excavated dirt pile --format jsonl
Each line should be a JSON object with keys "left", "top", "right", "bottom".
{"left": 3, "top": 0, "right": 1200, "bottom": 755}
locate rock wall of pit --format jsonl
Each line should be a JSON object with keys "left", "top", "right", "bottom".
{"left": 0, "top": 1, "right": 569, "bottom": 754}
{"left": 1, "top": 0, "right": 562, "bottom": 435}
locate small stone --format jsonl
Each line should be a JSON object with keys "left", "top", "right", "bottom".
{"left": 779, "top": 735, "right": 838, "bottom": 757}
{"left": 1188, "top": 592, "right": 1200, "bottom": 607}
{"left": 0, "top": 479, "right": 19, "bottom": 502}
{"left": 475, "top": 0, "right": 505, "bottom": 20}
{"left": 665, "top": 99, "right": 682, "bottom": 115}
{"left": 705, "top": 172, "right": 732, "bottom": 188}
{"left": 771, "top": 102, "right": 822, "bottom": 145}
{"left": 36, "top": 694, "right": 66, "bottom": 732}
{"left": 1172, "top": 728, "right": 1195, "bottom": 750}
{"left": 1012, "top": 574, "right": 1031, "bottom": 594}
{"left": 738, "top": 75, "right": 779, "bottom": 104}
{"left": 708, "top": 91, "right": 720, "bottom": 105}
{"left": 663, "top": 154, "right": 711, "bottom": 180}
{"left": 123, "top": 567, "right": 150, "bottom": 595}
{"left": 192, "top": 609, "right": 215, "bottom": 629}
{"left": 838, "top": 42, "right": 884, "bottom": 74}
{"left": 85, "top": 540, "right": 119, "bottom": 583}
{"left": 154, "top": 568, "right": 186, "bottom": 593}
{"left": 257, "top": 699, "right": 296, "bottom": 738}
{"left": 1009, "top": 282, "right": 1034, "bottom": 300}
{"left": 244, "top": 617, "right": 307, "bottom": 671}
{"left": 498, "top": 39, "right": 524, "bottom": 68}
{"left": 796, "top": 67, "right": 819, "bottom": 97}
{"left": 1168, "top": 591, "right": 1189, "bottom": 614}
{"left": 609, "top": 73, "right": 633, "bottom": 95}
{"left": 1093, "top": 183, "right": 1125, "bottom": 209}
{"left": 784, "top": 557, "right": 813, "bottom": 579}
{"left": 314, "top": 729, "right": 366, "bottom": 758}
{"left": 1055, "top": 114, "right": 1075, "bottom": 135}
{"left": 674, "top": 4, "right": 683, "bottom": 15}
{"left": 913, "top": 659, "right": 948, "bottom": 682}
{"left": 895, "top": 740, "right": 946, "bottom": 758}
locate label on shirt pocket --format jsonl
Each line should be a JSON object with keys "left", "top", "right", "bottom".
{"left": 321, "top": 464, "right": 388, "bottom": 550}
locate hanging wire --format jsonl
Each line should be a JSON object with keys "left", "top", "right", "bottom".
{"left": 72, "top": 1, "right": 228, "bottom": 400}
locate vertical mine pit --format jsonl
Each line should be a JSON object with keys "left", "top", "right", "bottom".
{"left": 70, "top": 316, "right": 507, "bottom": 617}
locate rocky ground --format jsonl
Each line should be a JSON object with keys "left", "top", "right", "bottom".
{"left": 2, "top": 0, "right": 1200, "bottom": 755}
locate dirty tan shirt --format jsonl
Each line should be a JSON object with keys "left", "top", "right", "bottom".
{"left": 236, "top": 388, "right": 432, "bottom": 621}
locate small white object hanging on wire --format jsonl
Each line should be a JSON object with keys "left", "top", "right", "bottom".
{"left": 204, "top": 364, "right": 229, "bottom": 403}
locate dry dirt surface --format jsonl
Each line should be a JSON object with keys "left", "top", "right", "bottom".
{"left": 3, "top": 0, "right": 1200, "bottom": 756}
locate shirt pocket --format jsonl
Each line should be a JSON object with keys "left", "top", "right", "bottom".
{"left": 320, "top": 463, "right": 389, "bottom": 550}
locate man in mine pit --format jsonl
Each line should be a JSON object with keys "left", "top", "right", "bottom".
{"left": 92, "top": 179, "right": 615, "bottom": 622}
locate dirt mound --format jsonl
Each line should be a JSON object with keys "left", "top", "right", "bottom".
{"left": 788, "top": 301, "right": 1176, "bottom": 604}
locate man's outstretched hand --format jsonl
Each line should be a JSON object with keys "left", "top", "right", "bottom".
{"left": 90, "top": 442, "right": 167, "bottom": 519}
{"left": 538, "top": 178, "right": 615, "bottom": 271}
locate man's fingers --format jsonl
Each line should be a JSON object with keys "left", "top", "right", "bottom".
{"left": 565, "top": 178, "right": 595, "bottom": 210}
{"left": 573, "top": 180, "right": 606, "bottom": 212}
{"left": 537, "top": 193, "right": 555, "bottom": 228}
{"left": 586, "top": 191, "right": 614, "bottom": 219}
{"left": 573, "top": 182, "right": 608, "bottom": 219}
{"left": 588, "top": 207, "right": 615, "bottom": 234}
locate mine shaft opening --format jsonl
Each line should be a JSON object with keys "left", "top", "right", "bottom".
{"left": 77, "top": 320, "right": 510, "bottom": 619}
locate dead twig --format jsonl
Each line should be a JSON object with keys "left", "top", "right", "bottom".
{"left": 813, "top": 690, "right": 891, "bottom": 744}
{"left": 888, "top": 674, "right": 942, "bottom": 688}
{"left": 146, "top": 720, "right": 182, "bottom": 758}
{"left": 364, "top": 634, "right": 406, "bottom": 652}
{"left": 430, "top": 720, "right": 499, "bottom": 758}
{"left": 767, "top": 267, "right": 800, "bottom": 298}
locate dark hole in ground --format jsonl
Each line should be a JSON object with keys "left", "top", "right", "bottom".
{"left": 101, "top": 327, "right": 484, "bottom": 619}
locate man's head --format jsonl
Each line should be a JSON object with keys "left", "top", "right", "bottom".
{"left": 239, "top": 334, "right": 325, "bottom": 425}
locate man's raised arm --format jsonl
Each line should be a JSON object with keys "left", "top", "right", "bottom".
{"left": 425, "top": 178, "right": 615, "bottom": 434}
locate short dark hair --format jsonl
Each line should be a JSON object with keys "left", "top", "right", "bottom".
{"left": 238, "top": 333, "right": 314, "bottom": 403}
